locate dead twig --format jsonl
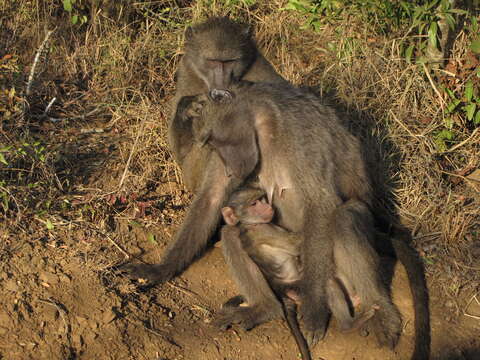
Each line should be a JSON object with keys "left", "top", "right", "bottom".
{"left": 464, "top": 293, "right": 480, "bottom": 320}
{"left": 26, "top": 30, "right": 54, "bottom": 96}
{"left": 38, "top": 298, "right": 69, "bottom": 333}
{"left": 443, "top": 128, "right": 480, "bottom": 153}
{"left": 118, "top": 117, "right": 147, "bottom": 190}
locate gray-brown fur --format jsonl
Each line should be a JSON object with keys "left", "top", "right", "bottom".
{"left": 127, "top": 17, "right": 286, "bottom": 285}
{"left": 175, "top": 81, "right": 429, "bottom": 358}
{"left": 218, "top": 186, "right": 311, "bottom": 360}
{"left": 127, "top": 16, "right": 429, "bottom": 359}
{"left": 169, "top": 17, "right": 287, "bottom": 192}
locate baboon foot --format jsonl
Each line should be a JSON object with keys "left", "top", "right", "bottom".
{"left": 213, "top": 302, "right": 281, "bottom": 331}
{"left": 370, "top": 304, "right": 402, "bottom": 349}
{"left": 300, "top": 304, "right": 329, "bottom": 347}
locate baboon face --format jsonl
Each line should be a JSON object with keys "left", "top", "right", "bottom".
{"left": 222, "top": 188, "right": 274, "bottom": 226}
{"left": 184, "top": 17, "right": 256, "bottom": 90}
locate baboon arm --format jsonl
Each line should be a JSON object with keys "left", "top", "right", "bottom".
{"left": 221, "top": 226, "right": 282, "bottom": 308}
{"left": 298, "top": 205, "right": 335, "bottom": 345}
{"left": 168, "top": 96, "right": 197, "bottom": 165}
{"left": 128, "top": 154, "right": 243, "bottom": 284}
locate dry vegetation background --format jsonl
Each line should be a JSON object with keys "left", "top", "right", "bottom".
{"left": 0, "top": 0, "right": 479, "bottom": 359}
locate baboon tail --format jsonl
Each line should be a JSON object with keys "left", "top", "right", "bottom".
{"left": 392, "top": 226, "right": 431, "bottom": 360}
{"left": 283, "top": 299, "right": 312, "bottom": 360}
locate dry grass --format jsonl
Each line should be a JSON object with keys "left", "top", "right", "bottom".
{"left": 1, "top": 0, "right": 479, "bottom": 305}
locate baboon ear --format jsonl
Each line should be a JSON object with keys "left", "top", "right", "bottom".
{"left": 240, "top": 22, "right": 253, "bottom": 37}
{"left": 221, "top": 207, "right": 238, "bottom": 225}
{"left": 184, "top": 26, "right": 195, "bottom": 41}
{"left": 216, "top": 133, "right": 258, "bottom": 180}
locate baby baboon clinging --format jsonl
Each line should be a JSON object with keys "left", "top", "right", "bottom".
{"left": 219, "top": 187, "right": 383, "bottom": 360}
{"left": 219, "top": 186, "right": 311, "bottom": 360}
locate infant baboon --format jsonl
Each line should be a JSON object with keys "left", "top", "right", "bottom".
{"left": 220, "top": 187, "right": 379, "bottom": 360}
{"left": 220, "top": 186, "right": 310, "bottom": 360}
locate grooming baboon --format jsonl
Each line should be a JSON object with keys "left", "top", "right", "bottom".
{"left": 169, "top": 17, "right": 287, "bottom": 192}
{"left": 159, "top": 82, "right": 427, "bottom": 358}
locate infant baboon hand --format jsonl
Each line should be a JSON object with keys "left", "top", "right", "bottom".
{"left": 184, "top": 94, "right": 208, "bottom": 119}
{"left": 209, "top": 89, "right": 234, "bottom": 102}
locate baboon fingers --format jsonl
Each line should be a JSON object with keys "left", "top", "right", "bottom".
{"left": 222, "top": 295, "right": 247, "bottom": 309}
{"left": 369, "top": 305, "right": 402, "bottom": 349}
{"left": 122, "top": 263, "right": 171, "bottom": 285}
{"left": 213, "top": 305, "right": 280, "bottom": 331}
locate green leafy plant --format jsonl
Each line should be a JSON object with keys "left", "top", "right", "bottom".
{"left": 62, "top": 0, "right": 88, "bottom": 25}
{"left": 444, "top": 81, "right": 480, "bottom": 126}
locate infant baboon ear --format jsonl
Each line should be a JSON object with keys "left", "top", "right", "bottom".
{"left": 221, "top": 206, "right": 238, "bottom": 225}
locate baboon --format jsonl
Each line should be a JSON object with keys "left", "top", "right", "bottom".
{"left": 169, "top": 17, "right": 287, "bottom": 192}
{"left": 219, "top": 187, "right": 383, "bottom": 360}
{"left": 158, "top": 82, "right": 427, "bottom": 358}
{"left": 128, "top": 18, "right": 429, "bottom": 359}
{"left": 220, "top": 186, "right": 311, "bottom": 360}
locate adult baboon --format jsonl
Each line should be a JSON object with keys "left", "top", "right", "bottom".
{"left": 169, "top": 17, "right": 286, "bottom": 192}
{"left": 148, "top": 82, "right": 427, "bottom": 359}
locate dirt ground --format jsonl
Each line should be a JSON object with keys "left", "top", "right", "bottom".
{"left": 1, "top": 187, "right": 479, "bottom": 360}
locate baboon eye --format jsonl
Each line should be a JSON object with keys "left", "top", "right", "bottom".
{"left": 206, "top": 59, "right": 237, "bottom": 66}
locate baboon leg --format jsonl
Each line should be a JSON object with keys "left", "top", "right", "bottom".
{"left": 213, "top": 226, "right": 283, "bottom": 330}
{"left": 327, "top": 277, "right": 354, "bottom": 331}
{"left": 298, "top": 208, "right": 333, "bottom": 347}
{"left": 332, "top": 199, "right": 402, "bottom": 348}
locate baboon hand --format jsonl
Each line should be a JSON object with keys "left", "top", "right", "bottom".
{"left": 300, "top": 299, "right": 329, "bottom": 347}
{"left": 122, "top": 263, "right": 173, "bottom": 285}
{"left": 213, "top": 303, "right": 280, "bottom": 331}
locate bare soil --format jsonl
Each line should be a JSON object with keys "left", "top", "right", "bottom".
{"left": 1, "top": 192, "right": 479, "bottom": 360}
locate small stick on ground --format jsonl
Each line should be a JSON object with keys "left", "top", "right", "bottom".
{"left": 464, "top": 293, "right": 480, "bottom": 321}
{"left": 26, "top": 29, "right": 54, "bottom": 96}
{"left": 118, "top": 117, "right": 146, "bottom": 190}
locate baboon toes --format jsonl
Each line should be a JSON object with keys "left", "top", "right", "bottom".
{"left": 223, "top": 295, "right": 246, "bottom": 309}
{"left": 304, "top": 328, "right": 327, "bottom": 348}
{"left": 300, "top": 307, "right": 329, "bottom": 347}
{"left": 212, "top": 307, "right": 257, "bottom": 331}
{"left": 213, "top": 302, "right": 280, "bottom": 332}
{"left": 371, "top": 306, "right": 402, "bottom": 349}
